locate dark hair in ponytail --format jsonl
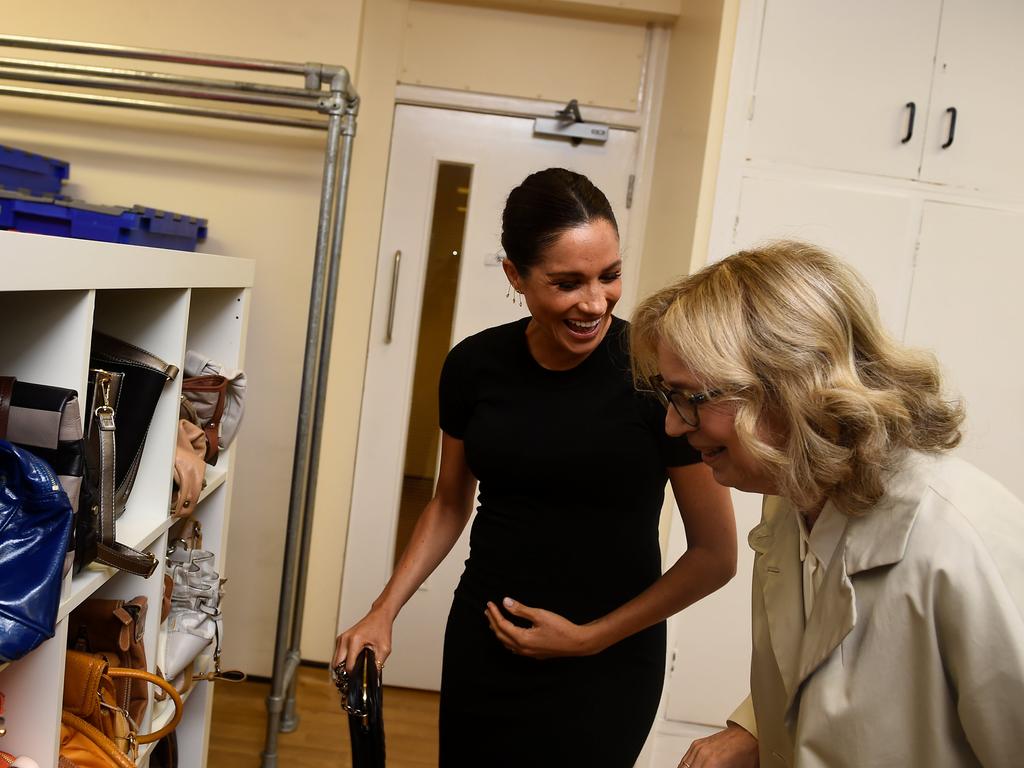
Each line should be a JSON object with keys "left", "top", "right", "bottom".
{"left": 501, "top": 168, "right": 618, "bottom": 275}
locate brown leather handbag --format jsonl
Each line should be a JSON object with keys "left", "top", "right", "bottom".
{"left": 67, "top": 597, "right": 149, "bottom": 727}
{"left": 61, "top": 650, "right": 182, "bottom": 768}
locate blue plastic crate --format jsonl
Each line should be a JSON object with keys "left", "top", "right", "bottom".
{"left": 0, "top": 190, "right": 207, "bottom": 251}
{"left": 0, "top": 145, "right": 70, "bottom": 196}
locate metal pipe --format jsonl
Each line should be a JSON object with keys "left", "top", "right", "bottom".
{"left": 0, "top": 33, "right": 311, "bottom": 76}
{"left": 260, "top": 104, "right": 345, "bottom": 768}
{"left": 0, "top": 56, "right": 321, "bottom": 98}
{"left": 0, "top": 84, "right": 326, "bottom": 130}
{"left": 0, "top": 65, "right": 324, "bottom": 110}
{"left": 282, "top": 97, "right": 359, "bottom": 727}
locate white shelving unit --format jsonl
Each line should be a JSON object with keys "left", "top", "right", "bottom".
{"left": 0, "top": 229, "right": 254, "bottom": 768}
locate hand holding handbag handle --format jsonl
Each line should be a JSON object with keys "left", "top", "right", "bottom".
{"left": 332, "top": 647, "right": 386, "bottom": 768}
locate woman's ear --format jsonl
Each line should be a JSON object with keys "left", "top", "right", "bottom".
{"left": 501, "top": 257, "right": 521, "bottom": 292}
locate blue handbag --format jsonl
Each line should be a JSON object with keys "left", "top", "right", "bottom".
{"left": 0, "top": 438, "right": 74, "bottom": 662}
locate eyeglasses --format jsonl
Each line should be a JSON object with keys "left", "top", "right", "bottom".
{"left": 641, "top": 375, "right": 722, "bottom": 428}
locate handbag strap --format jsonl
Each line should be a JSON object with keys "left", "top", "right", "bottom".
{"left": 0, "top": 376, "right": 14, "bottom": 440}
{"left": 107, "top": 667, "right": 184, "bottom": 743}
{"left": 92, "top": 331, "right": 179, "bottom": 381}
{"left": 91, "top": 396, "right": 158, "bottom": 578}
{"left": 183, "top": 376, "right": 227, "bottom": 462}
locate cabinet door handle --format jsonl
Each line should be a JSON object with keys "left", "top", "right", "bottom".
{"left": 941, "top": 107, "right": 958, "bottom": 149}
{"left": 901, "top": 101, "right": 916, "bottom": 144}
{"left": 385, "top": 249, "right": 401, "bottom": 344}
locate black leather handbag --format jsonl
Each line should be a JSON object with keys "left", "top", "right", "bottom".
{"left": 333, "top": 648, "right": 386, "bottom": 768}
{"left": 77, "top": 331, "right": 178, "bottom": 577}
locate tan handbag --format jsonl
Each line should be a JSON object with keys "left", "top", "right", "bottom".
{"left": 67, "top": 597, "right": 149, "bottom": 727}
{"left": 170, "top": 417, "right": 207, "bottom": 517}
{"left": 60, "top": 650, "right": 182, "bottom": 767}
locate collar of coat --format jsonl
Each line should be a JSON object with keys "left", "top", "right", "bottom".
{"left": 747, "top": 451, "right": 930, "bottom": 720}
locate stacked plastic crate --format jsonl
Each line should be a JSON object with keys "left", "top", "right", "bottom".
{"left": 0, "top": 144, "right": 207, "bottom": 251}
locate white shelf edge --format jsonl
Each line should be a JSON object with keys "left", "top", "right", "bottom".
{"left": 58, "top": 514, "right": 177, "bottom": 620}
{"left": 0, "top": 231, "right": 254, "bottom": 291}
{"left": 198, "top": 464, "right": 228, "bottom": 506}
{"left": 137, "top": 655, "right": 211, "bottom": 764}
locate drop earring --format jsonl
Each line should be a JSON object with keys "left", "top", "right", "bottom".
{"left": 506, "top": 282, "right": 512, "bottom": 299}
{"left": 517, "top": 291, "right": 523, "bottom": 308}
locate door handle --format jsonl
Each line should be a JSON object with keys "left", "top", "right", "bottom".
{"left": 901, "top": 102, "right": 916, "bottom": 144}
{"left": 941, "top": 107, "right": 958, "bottom": 149}
{"left": 385, "top": 250, "right": 401, "bottom": 344}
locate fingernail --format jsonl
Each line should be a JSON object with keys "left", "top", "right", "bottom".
{"left": 503, "top": 597, "right": 514, "bottom": 608}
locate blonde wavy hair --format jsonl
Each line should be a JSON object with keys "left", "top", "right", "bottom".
{"left": 631, "top": 241, "right": 964, "bottom": 515}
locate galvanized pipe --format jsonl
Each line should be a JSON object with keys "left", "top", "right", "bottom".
{"left": 0, "top": 84, "right": 326, "bottom": 129}
{"left": 0, "top": 34, "right": 358, "bottom": 100}
{"left": 0, "top": 65, "right": 324, "bottom": 110}
{"left": 282, "top": 97, "right": 359, "bottom": 729}
{"left": 260, "top": 102, "right": 346, "bottom": 768}
{"left": 0, "top": 56, "right": 321, "bottom": 98}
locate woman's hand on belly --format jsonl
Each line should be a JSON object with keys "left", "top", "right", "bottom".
{"left": 484, "top": 597, "right": 599, "bottom": 659}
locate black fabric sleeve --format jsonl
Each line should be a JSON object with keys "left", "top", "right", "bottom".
{"left": 438, "top": 340, "right": 473, "bottom": 439}
{"left": 661, "top": 433, "right": 702, "bottom": 467}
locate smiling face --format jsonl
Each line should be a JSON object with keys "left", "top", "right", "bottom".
{"left": 656, "top": 340, "right": 779, "bottom": 494}
{"left": 504, "top": 218, "right": 622, "bottom": 370}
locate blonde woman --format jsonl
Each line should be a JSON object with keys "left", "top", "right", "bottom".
{"left": 631, "top": 242, "right": 1024, "bottom": 768}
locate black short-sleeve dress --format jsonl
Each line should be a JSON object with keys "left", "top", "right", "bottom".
{"left": 437, "top": 316, "right": 699, "bottom": 767}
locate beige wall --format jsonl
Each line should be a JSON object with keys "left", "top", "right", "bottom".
{"left": 401, "top": 1, "right": 649, "bottom": 110}
{"left": 0, "top": 0, "right": 386, "bottom": 677}
{"left": 637, "top": 0, "right": 737, "bottom": 297}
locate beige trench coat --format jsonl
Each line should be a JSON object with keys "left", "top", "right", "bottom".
{"left": 732, "top": 451, "right": 1024, "bottom": 768}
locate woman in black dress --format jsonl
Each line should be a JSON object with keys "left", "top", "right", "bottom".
{"left": 334, "top": 168, "right": 736, "bottom": 767}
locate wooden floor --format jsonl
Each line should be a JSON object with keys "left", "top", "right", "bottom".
{"left": 209, "top": 665, "right": 440, "bottom": 767}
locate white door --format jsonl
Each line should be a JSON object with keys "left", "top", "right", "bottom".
{"left": 918, "top": 0, "right": 1024, "bottom": 199}
{"left": 663, "top": 173, "right": 922, "bottom": 725}
{"left": 903, "top": 202, "right": 1024, "bottom": 499}
{"left": 748, "top": 0, "right": 940, "bottom": 179}
{"left": 339, "top": 105, "right": 639, "bottom": 690}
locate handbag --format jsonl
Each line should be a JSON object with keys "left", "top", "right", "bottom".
{"left": 77, "top": 331, "right": 178, "bottom": 577}
{"left": 170, "top": 416, "right": 206, "bottom": 518}
{"left": 332, "top": 647, "right": 386, "bottom": 768}
{"left": 67, "top": 597, "right": 149, "bottom": 727}
{"left": 182, "top": 349, "right": 246, "bottom": 465}
{"left": 0, "top": 439, "right": 74, "bottom": 663}
{"left": 60, "top": 650, "right": 182, "bottom": 768}
{"left": 0, "top": 376, "right": 84, "bottom": 575}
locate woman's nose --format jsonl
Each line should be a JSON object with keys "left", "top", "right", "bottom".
{"left": 579, "top": 285, "right": 608, "bottom": 315}
{"left": 664, "top": 406, "right": 695, "bottom": 438}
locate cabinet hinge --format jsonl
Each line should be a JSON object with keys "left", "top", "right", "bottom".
{"left": 626, "top": 174, "right": 636, "bottom": 209}
{"left": 748, "top": 94, "right": 756, "bottom": 121}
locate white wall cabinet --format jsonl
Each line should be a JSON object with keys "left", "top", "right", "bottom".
{"left": 749, "top": 0, "right": 1024, "bottom": 199}
{"left": 918, "top": 0, "right": 1024, "bottom": 197}
{"left": 0, "top": 230, "right": 253, "bottom": 768}
{"left": 649, "top": 0, "right": 1024, "bottom": 758}
{"left": 749, "top": 0, "right": 941, "bottom": 179}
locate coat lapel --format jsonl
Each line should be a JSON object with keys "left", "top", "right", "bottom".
{"left": 783, "top": 453, "right": 928, "bottom": 714}
{"left": 751, "top": 497, "right": 805, "bottom": 707}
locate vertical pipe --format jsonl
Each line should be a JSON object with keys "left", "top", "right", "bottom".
{"left": 281, "top": 99, "right": 358, "bottom": 725}
{"left": 260, "top": 106, "right": 344, "bottom": 768}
